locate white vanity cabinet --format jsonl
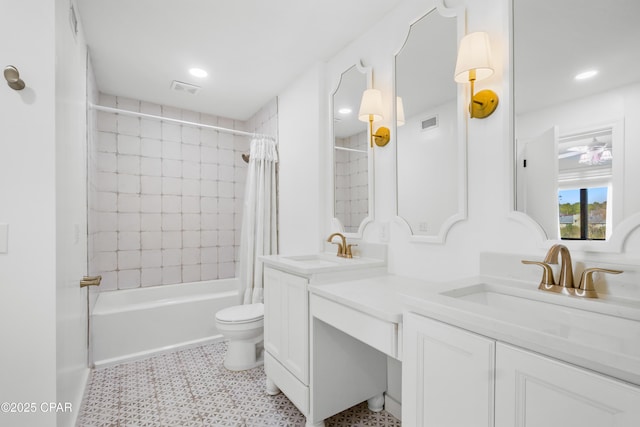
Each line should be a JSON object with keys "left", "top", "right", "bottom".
{"left": 495, "top": 343, "right": 640, "bottom": 427}
{"left": 263, "top": 266, "right": 311, "bottom": 415}
{"left": 403, "top": 312, "right": 640, "bottom": 427}
{"left": 402, "top": 313, "right": 495, "bottom": 427}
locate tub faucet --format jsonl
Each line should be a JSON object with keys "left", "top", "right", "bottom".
{"left": 327, "top": 232, "right": 351, "bottom": 258}
{"left": 543, "top": 244, "right": 574, "bottom": 288}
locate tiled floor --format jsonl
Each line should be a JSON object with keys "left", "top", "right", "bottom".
{"left": 77, "top": 342, "right": 402, "bottom": 426}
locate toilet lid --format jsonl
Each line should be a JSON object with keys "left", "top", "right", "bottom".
{"left": 216, "top": 303, "right": 264, "bottom": 323}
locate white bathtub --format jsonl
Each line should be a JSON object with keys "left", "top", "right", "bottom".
{"left": 91, "top": 279, "right": 239, "bottom": 368}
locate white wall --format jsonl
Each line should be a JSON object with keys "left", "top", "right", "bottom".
{"left": 0, "top": 1, "right": 58, "bottom": 426}
{"left": 277, "top": 64, "right": 326, "bottom": 254}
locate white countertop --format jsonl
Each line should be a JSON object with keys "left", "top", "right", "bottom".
{"left": 260, "top": 252, "right": 386, "bottom": 276}
{"left": 308, "top": 274, "right": 640, "bottom": 386}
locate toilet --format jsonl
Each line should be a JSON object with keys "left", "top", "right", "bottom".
{"left": 215, "top": 303, "right": 264, "bottom": 371}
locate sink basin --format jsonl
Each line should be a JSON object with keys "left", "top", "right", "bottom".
{"left": 281, "top": 254, "right": 343, "bottom": 268}
{"left": 441, "top": 282, "right": 640, "bottom": 357}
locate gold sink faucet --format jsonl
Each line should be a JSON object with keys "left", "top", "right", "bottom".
{"left": 543, "top": 244, "right": 574, "bottom": 288}
{"left": 326, "top": 232, "right": 356, "bottom": 258}
{"left": 523, "top": 244, "right": 623, "bottom": 298}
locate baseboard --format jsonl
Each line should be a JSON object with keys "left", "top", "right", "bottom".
{"left": 385, "top": 393, "right": 402, "bottom": 421}
{"left": 93, "top": 335, "right": 225, "bottom": 368}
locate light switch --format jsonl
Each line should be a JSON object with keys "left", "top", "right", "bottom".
{"left": 0, "top": 223, "right": 8, "bottom": 253}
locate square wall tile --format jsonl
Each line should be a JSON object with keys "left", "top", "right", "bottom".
{"left": 182, "top": 179, "right": 200, "bottom": 196}
{"left": 162, "top": 266, "right": 182, "bottom": 285}
{"left": 162, "top": 231, "right": 182, "bottom": 249}
{"left": 141, "top": 176, "right": 162, "bottom": 195}
{"left": 141, "top": 157, "right": 162, "bottom": 176}
{"left": 141, "top": 231, "right": 162, "bottom": 249}
{"left": 118, "top": 250, "right": 141, "bottom": 270}
{"left": 141, "top": 138, "right": 162, "bottom": 158}
{"left": 118, "top": 135, "right": 141, "bottom": 155}
{"left": 118, "top": 269, "right": 141, "bottom": 289}
{"left": 201, "top": 263, "right": 218, "bottom": 281}
{"left": 118, "top": 213, "right": 141, "bottom": 232}
{"left": 141, "top": 213, "right": 162, "bottom": 231}
{"left": 162, "top": 123, "right": 181, "bottom": 142}
{"left": 141, "top": 119, "right": 161, "bottom": 139}
{"left": 162, "top": 249, "right": 182, "bottom": 267}
{"left": 141, "top": 268, "right": 162, "bottom": 287}
{"left": 183, "top": 214, "right": 201, "bottom": 231}
{"left": 119, "top": 231, "right": 141, "bottom": 251}
{"left": 98, "top": 131, "right": 117, "bottom": 153}
{"left": 182, "top": 265, "right": 201, "bottom": 283}
{"left": 140, "top": 249, "right": 162, "bottom": 271}
{"left": 118, "top": 174, "right": 140, "bottom": 194}
{"left": 182, "top": 231, "right": 200, "bottom": 248}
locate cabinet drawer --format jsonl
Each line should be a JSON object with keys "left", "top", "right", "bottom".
{"left": 310, "top": 294, "right": 398, "bottom": 357}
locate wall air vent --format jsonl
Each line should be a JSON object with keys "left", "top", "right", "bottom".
{"left": 421, "top": 115, "right": 439, "bottom": 131}
{"left": 170, "top": 80, "right": 201, "bottom": 95}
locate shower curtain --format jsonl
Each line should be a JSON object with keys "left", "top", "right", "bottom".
{"left": 238, "top": 137, "right": 278, "bottom": 304}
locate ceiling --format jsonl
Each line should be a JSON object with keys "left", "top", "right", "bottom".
{"left": 514, "top": 0, "right": 640, "bottom": 115}
{"left": 76, "top": 0, "right": 403, "bottom": 121}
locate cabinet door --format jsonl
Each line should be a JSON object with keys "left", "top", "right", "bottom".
{"left": 263, "top": 267, "right": 309, "bottom": 384}
{"left": 402, "top": 313, "right": 495, "bottom": 427}
{"left": 496, "top": 343, "right": 640, "bottom": 427}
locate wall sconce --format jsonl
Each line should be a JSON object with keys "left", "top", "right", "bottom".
{"left": 454, "top": 32, "right": 499, "bottom": 119}
{"left": 358, "top": 88, "right": 390, "bottom": 147}
{"left": 396, "top": 97, "right": 406, "bottom": 127}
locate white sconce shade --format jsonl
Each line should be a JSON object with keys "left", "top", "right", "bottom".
{"left": 454, "top": 32, "right": 495, "bottom": 83}
{"left": 454, "top": 31, "right": 499, "bottom": 119}
{"left": 396, "top": 96, "right": 406, "bottom": 127}
{"left": 358, "top": 89, "right": 384, "bottom": 122}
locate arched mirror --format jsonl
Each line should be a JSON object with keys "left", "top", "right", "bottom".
{"left": 513, "top": 0, "right": 640, "bottom": 251}
{"left": 331, "top": 62, "right": 373, "bottom": 237}
{"left": 395, "top": 4, "right": 465, "bottom": 243}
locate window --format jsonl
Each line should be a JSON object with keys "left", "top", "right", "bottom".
{"left": 558, "top": 187, "right": 607, "bottom": 240}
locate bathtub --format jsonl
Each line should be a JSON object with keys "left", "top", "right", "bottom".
{"left": 91, "top": 279, "right": 239, "bottom": 368}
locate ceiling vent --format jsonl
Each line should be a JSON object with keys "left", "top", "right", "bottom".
{"left": 421, "top": 115, "right": 439, "bottom": 131}
{"left": 170, "top": 80, "right": 201, "bottom": 95}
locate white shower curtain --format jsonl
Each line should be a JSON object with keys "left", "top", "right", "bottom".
{"left": 238, "top": 137, "right": 278, "bottom": 304}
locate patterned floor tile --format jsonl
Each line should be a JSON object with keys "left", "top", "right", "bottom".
{"left": 76, "top": 342, "right": 401, "bottom": 427}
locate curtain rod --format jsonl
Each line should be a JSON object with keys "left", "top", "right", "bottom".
{"left": 89, "top": 104, "right": 276, "bottom": 141}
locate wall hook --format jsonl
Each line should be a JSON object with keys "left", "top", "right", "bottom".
{"left": 4, "top": 65, "right": 26, "bottom": 90}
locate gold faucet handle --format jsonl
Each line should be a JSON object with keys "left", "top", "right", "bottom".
{"left": 577, "top": 268, "right": 623, "bottom": 297}
{"left": 345, "top": 244, "right": 357, "bottom": 259}
{"left": 522, "top": 260, "right": 556, "bottom": 287}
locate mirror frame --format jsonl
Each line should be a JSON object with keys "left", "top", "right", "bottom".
{"left": 508, "top": 0, "right": 640, "bottom": 253}
{"left": 393, "top": 0, "right": 467, "bottom": 244}
{"left": 329, "top": 61, "right": 375, "bottom": 238}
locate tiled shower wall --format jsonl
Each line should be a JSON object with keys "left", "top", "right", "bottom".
{"left": 88, "top": 94, "right": 276, "bottom": 291}
{"left": 334, "top": 131, "right": 368, "bottom": 233}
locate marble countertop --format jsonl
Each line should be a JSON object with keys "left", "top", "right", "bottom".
{"left": 308, "top": 274, "right": 640, "bottom": 386}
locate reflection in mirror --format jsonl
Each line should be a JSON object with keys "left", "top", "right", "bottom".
{"left": 514, "top": 0, "right": 640, "bottom": 245}
{"left": 395, "top": 8, "right": 462, "bottom": 242}
{"left": 332, "top": 64, "right": 371, "bottom": 234}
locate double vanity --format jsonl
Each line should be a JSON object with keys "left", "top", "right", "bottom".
{"left": 261, "top": 243, "right": 640, "bottom": 426}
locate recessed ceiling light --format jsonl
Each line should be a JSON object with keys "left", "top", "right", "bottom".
{"left": 189, "top": 68, "right": 208, "bottom": 78}
{"left": 575, "top": 70, "right": 598, "bottom": 80}
{"left": 338, "top": 107, "right": 352, "bottom": 115}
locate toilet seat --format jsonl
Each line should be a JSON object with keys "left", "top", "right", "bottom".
{"left": 216, "top": 303, "right": 264, "bottom": 324}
